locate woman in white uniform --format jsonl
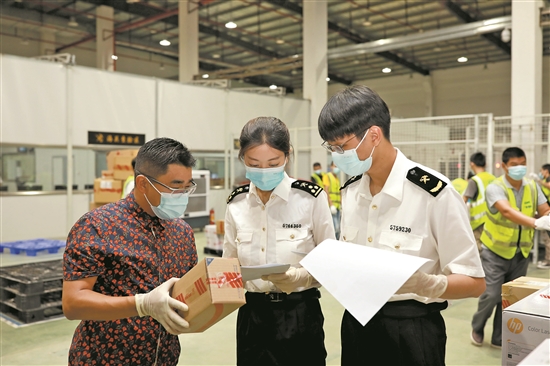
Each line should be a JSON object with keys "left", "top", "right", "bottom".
{"left": 223, "top": 116, "right": 335, "bottom": 366}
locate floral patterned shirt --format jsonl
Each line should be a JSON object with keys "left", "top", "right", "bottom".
{"left": 63, "top": 192, "right": 197, "bottom": 365}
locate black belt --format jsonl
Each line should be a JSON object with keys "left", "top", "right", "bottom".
{"left": 246, "top": 288, "right": 321, "bottom": 303}
{"left": 377, "top": 300, "right": 448, "bottom": 318}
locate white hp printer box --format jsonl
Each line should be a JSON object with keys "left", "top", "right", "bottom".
{"left": 502, "top": 286, "right": 550, "bottom": 366}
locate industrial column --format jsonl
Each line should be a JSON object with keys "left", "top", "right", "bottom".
{"left": 511, "top": 0, "right": 543, "bottom": 171}
{"left": 179, "top": 1, "right": 199, "bottom": 82}
{"left": 96, "top": 5, "right": 114, "bottom": 71}
{"left": 303, "top": 1, "right": 328, "bottom": 169}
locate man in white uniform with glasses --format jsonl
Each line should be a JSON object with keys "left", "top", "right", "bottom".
{"left": 317, "top": 85, "right": 486, "bottom": 366}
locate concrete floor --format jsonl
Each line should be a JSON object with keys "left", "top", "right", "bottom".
{"left": 1, "top": 231, "right": 548, "bottom": 366}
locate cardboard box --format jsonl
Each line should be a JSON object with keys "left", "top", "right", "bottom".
{"left": 93, "top": 178, "right": 122, "bottom": 203}
{"left": 113, "top": 155, "right": 135, "bottom": 180}
{"left": 171, "top": 257, "right": 245, "bottom": 333}
{"left": 502, "top": 286, "right": 550, "bottom": 366}
{"left": 502, "top": 276, "right": 550, "bottom": 309}
{"left": 101, "top": 170, "right": 114, "bottom": 179}
{"left": 216, "top": 220, "right": 225, "bottom": 235}
{"left": 107, "top": 149, "right": 139, "bottom": 171}
{"left": 518, "top": 338, "right": 550, "bottom": 365}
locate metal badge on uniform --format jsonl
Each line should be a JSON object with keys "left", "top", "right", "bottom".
{"left": 227, "top": 184, "right": 250, "bottom": 203}
{"left": 406, "top": 167, "right": 447, "bottom": 197}
{"left": 291, "top": 180, "right": 322, "bottom": 197}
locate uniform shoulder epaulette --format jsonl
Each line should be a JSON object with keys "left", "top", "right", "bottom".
{"left": 406, "top": 166, "right": 447, "bottom": 197}
{"left": 227, "top": 184, "right": 250, "bottom": 203}
{"left": 340, "top": 175, "right": 362, "bottom": 191}
{"left": 291, "top": 180, "right": 323, "bottom": 197}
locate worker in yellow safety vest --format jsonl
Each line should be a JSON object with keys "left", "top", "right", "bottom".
{"left": 121, "top": 158, "right": 136, "bottom": 198}
{"left": 531, "top": 164, "right": 550, "bottom": 269}
{"left": 463, "top": 152, "right": 496, "bottom": 252}
{"left": 327, "top": 161, "right": 341, "bottom": 238}
{"left": 451, "top": 177, "right": 468, "bottom": 196}
{"left": 471, "top": 147, "right": 550, "bottom": 350}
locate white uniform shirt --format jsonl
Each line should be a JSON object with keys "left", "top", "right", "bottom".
{"left": 340, "top": 149, "right": 485, "bottom": 304}
{"left": 223, "top": 172, "right": 336, "bottom": 293}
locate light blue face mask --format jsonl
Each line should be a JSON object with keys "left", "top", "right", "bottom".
{"left": 314, "top": 169, "right": 322, "bottom": 175}
{"left": 539, "top": 172, "right": 545, "bottom": 180}
{"left": 507, "top": 165, "right": 527, "bottom": 181}
{"left": 332, "top": 167, "right": 340, "bottom": 175}
{"left": 331, "top": 130, "right": 375, "bottom": 177}
{"left": 144, "top": 178, "right": 189, "bottom": 220}
{"left": 245, "top": 163, "right": 286, "bottom": 191}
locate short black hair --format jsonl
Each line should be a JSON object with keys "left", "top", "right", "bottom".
{"left": 238, "top": 116, "right": 293, "bottom": 160}
{"left": 135, "top": 137, "right": 196, "bottom": 177}
{"left": 313, "top": 162, "right": 321, "bottom": 168}
{"left": 131, "top": 158, "right": 136, "bottom": 170}
{"left": 502, "top": 147, "right": 525, "bottom": 164}
{"left": 542, "top": 164, "right": 550, "bottom": 172}
{"left": 470, "top": 152, "right": 486, "bottom": 167}
{"left": 318, "top": 85, "right": 391, "bottom": 142}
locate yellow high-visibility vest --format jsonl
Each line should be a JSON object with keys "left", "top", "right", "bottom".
{"left": 481, "top": 176, "right": 537, "bottom": 259}
{"left": 327, "top": 173, "right": 341, "bottom": 210}
{"left": 312, "top": 173, "right": 325, "bottom": 187}
{"left": 469, "top": 171, "right": 496, "bottom": 230}
{"left": 452, "top": 178, "right": 468, "bottom": 196}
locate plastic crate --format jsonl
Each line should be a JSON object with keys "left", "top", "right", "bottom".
{"left": 0, "top": 260, "right": 63, "bottom": 295}
{"left": 0, "top": 239, "right": 66, "bottom": 256}
{"left": 1, "top": 288, "right": 62, "bottom": 310}
{"left": 0, "top": 302, "right": 64, "bottom": 324}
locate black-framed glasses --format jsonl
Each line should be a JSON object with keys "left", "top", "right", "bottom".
{"left": 136, "top": 170, "right": 197, "bottom": 196}
{"left": 321, "top": 131, "right": 367, "bottom": 154}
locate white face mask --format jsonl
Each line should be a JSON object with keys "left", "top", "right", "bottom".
{"left": 331, "top": 129, "right": 375, "bottom": 177}
{"left": 143, "top": 177, "right": 189, "bottom": 220}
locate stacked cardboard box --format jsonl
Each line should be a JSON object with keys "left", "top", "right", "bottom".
{"left": 90, "top": 149, "right": 139, "bottom": 210}
{"left": 502, "top": 276, "right": 550, "bottom": 309}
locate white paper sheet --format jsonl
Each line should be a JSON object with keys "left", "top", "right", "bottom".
{"left": 240, "top": 264, "right": 290, "bottom": 282}
{"left": 300, "top": 239, "right": 431, "bottom": 326}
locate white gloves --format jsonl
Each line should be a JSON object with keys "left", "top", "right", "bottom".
{"left": 263, "top": 267, "right": 313, "bottom": 294}
{"left": 396, "top": 271, "right": 448, "bottom": 299}
{"left": 135, "top": 277, "right": 189, "bottom": 335}
{"left": 528, "top": 172, "right": 540, "bottom": 181}
{"left": 535, "top": 216, "right": 550, "bottom": 231}
{"left": 330, "top": 205, "right": 338, "bottom": 215}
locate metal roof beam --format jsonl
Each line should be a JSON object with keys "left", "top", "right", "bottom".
{"left": 328, "top": 16, "right": 511, "bottom": 59}
{"left": 445, "top": 0, "right": 511, "bottom": 55}
{"left": 265, "top": 0, "right": 429, "bottom": 76}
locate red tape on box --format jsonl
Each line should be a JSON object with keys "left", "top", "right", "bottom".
{"left": 206, "top": 272, "right": 243, "bottom": 289}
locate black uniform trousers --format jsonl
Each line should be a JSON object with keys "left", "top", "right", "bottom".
{"left": 237, "top": 288, "right": 326, "bottom": 366}
{"left": 341, "top": 300, "right": 448, "bottom": 366}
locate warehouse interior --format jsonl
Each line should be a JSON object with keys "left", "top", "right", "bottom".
{"left": 1, "top": 0, "right": 550, "bottom": 365}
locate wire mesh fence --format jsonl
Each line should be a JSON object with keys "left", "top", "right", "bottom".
{"left": 289, "top": 113, "right": 550, "bottom": 182}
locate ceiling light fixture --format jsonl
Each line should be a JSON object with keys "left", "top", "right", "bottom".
{"left": 326, "top": 77, "right": 330, "bottom": 81}
{"left": 269, "top": 84, "right": 278, "bottom": 90}
{"left": 362, "top": 17, "right": 372, "bottom": 26}
{"left": 382, "top": 67, "right": 392, "bottom": 73}
{"left": 276, "top": 38, "right": 285, "bottom": 45}
{"left": 111, "top": 55, "right": 118, "bottom": 60}
{"left": 159, "top": 39, "right": 171, "bottom": 46}
{"left": 202, "top": 74, "right": 209, "bottom": 79}
{"left": 501, "top": 28, "right": 511, "bottom": 43}
{"left": 225, "top": 21, "right": 237, "bottom": 29}
{"left": 212, "top": 53, "right": 221, "bottom": 59}
{"left": 433, "top": 47, "right": 441, "bottom": 52}
{"left": 290, "top": 69, "right": 298, "bottom": 75}
{"left": 68, "top": 16, "right": 79, "bottom": 27}
{"left": 457, "top": 56, "right": 468, "bottom": 63}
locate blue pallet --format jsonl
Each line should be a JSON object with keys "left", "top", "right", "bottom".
{"left": 0, "top": 239, "right": 66, "bottom": 256}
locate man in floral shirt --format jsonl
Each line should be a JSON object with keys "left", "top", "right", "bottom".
{"left": 63, "top": 137, "right": 198, "bottom": 365}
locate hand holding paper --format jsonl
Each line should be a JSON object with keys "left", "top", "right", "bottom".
{"left": 264, "top": 267, "right": 313, "bottom": 294}
{"left": 395, "top": 271, "right": 448, "bottom": 298}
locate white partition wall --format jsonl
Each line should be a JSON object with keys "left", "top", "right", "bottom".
{"left": 1, "top": 55, "right": 67, "bottom": 145}
{"left": 71, "top": 68, "right": 157, "bottom": 145}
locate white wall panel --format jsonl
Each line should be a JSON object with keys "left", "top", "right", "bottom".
{"left": 281, "top": 98, "right": 310, "bottom": 129}
{"left": 157, "top": 81, "right": 227, "bottom": 150}
{"left": 1, "top": 54, "right": 67, "bottom": 145}
{"left": 0, "top": 193, "right": 91, "bottom": 242}
{"left": 71, "top": 67, "right": 156, "bottom": 146}
{"left": 226, "top": 92, "right": 283, "bottom": 137}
